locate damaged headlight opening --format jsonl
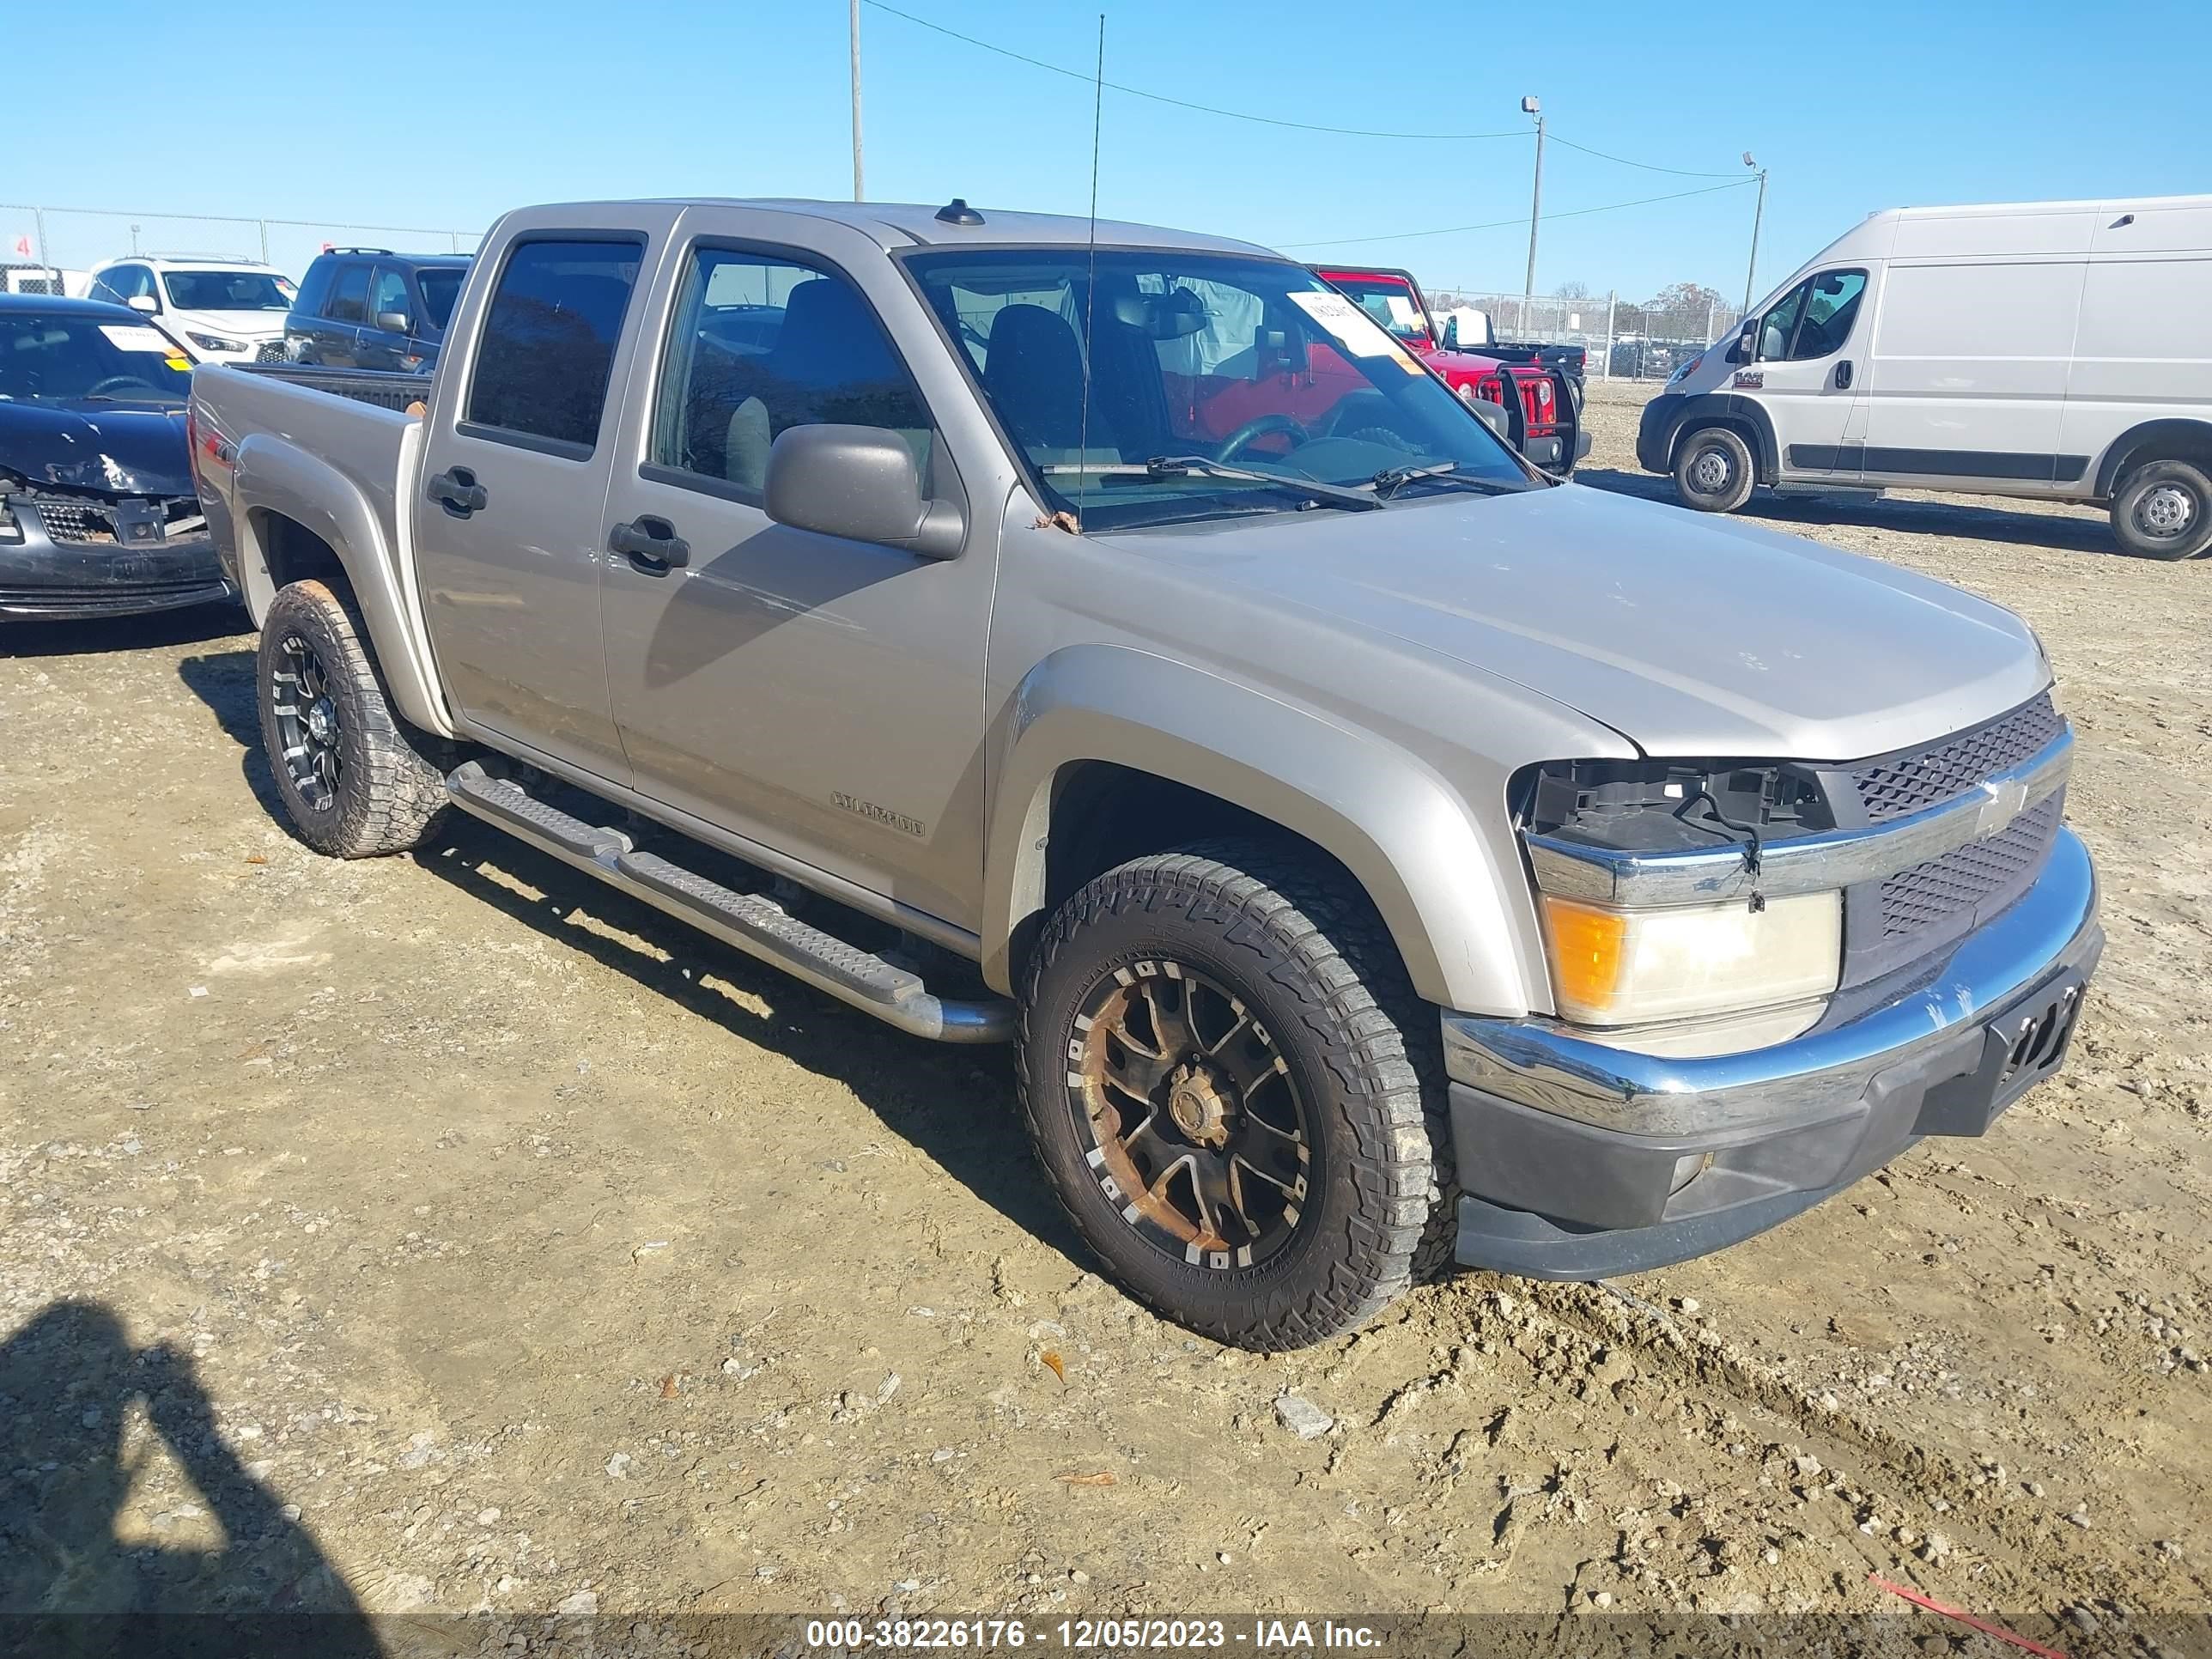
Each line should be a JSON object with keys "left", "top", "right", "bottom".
{"left": 1517, "top": 758, "right": 1844, "bottom": 1049}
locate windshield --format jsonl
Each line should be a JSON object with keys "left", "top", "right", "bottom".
{"left": 160, "top": 270, "right": 293, "bottom": 312}
{"left": 907, "top": 249, "right": 1528, "bottom": 529}
{"left": 416, "top": 267, "right": 464, "bottom": 331}
{"left": 0, "top": 313, "right": 194, "bottom": 403}
{"left": 1313, "top": 273, "right": 1432, "bottom": 346}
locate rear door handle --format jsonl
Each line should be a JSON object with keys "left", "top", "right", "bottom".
{"left": 1835, "top": 360, "right": 1854, "bottom": 390}
{"left": 428, "top": 466, "right": 486, "bottom": 516}
{"left": 610, "top": 515, "right": 690, "bottom": 573}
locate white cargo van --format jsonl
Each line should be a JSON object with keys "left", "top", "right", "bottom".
{"left": 1637, "top": 195, "right": 2212, "bottom": 559}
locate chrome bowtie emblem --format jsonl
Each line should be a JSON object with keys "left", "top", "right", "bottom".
{"left": 1976, "top": 774, "right": 2031, "bottom": 836}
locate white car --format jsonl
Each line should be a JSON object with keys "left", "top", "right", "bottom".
{"left": 86, "top": 256, "right": 296, "bottom": 363}
{"left": 1640, "top": 193, "right": 2212, "bottom": 561}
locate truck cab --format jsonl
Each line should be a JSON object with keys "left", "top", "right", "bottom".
{"left": 1308, "top": 265, "right": 1581, "bottom": 472}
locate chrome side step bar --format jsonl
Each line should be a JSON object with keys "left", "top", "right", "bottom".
{"left": 444, "top": 762, "right": 1015, "bottom": 1044}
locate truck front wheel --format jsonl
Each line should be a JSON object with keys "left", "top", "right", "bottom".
{"left": 256, "top": 580, "right": 449, "bottom": 858}
{"left": 1018, "top": 843, "right": 1448, "bottom": 1351}
{"left": 1672, "top": 425, "right": 1757, "bottom": 513}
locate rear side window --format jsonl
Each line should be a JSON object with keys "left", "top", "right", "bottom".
{"left": 326, "top": 264, "right": 370, "bottom": 324}
{"left": 465, "top": 237, "right": 643, "bottom": 457}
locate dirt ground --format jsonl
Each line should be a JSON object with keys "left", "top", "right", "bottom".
{"left": 3, "top": 380, "right": 2208, "bottom": 1655}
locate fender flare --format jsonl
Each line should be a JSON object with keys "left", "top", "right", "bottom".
{"left": 1654, "top": 392, "right": 1781, "bottom": 484}
{"left": 233, "top": 434, "right": 453, "bottom": 737}
{"left": 2092, "top": 417, "right": 2212, "bottom": 499}
{"left": 981, "top": 645, "right": 1544, "bottom": 1018}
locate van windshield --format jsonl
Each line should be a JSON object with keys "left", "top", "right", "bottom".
{"left": 906, "top": 248, "right": 1530, "bottom": 529}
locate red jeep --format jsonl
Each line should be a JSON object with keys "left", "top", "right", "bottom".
{"left": 1309, "top": 265, "right": 1583, "bottom": 473}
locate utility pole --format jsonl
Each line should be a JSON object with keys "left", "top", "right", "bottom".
{"left": 1521, "top": 95, "right": 1544, "bottom": 301}
{"left": 849, "top": 0, "right": 866, "bottom": 202}
{"left": 1741, "top": 152, "right": 1768, "bottom": 315}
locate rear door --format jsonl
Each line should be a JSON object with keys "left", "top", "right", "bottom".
{"left": 1742, "top": 266, "right": 1871, "bottom": 482}
{"left": 413, "top": 210, "right": 675, "bottom": 782}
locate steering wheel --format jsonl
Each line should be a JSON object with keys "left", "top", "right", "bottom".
{"left": 87, "top": 375, "right": 158, "bottom": 397}
{"left": 1215, "top": 412, "right": 1310, "bottom": 463}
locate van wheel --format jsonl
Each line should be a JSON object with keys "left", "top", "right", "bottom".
{"left": 1673, "top": 426, "right": 1756, "bottom": 513}
{"left": 2110, "top": 460, "right": 2212, "bottom": 561}
{"left": 1018, "top": 842, "right": 1448, "bottom": 1352}
{"left": 257, "top": 580, "right": 449, "bottom": 857}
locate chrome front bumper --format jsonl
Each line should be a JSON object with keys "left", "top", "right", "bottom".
{"left": 1443, "top": 828, "right": 2100, "bottom": 1279}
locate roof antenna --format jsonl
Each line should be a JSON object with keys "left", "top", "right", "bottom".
{"left": 1070, "top": 11, "right": 1105, "bottom": 531}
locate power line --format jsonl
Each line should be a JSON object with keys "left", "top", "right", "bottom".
{"left": 861, "top": 0, "right": 1526, "bottom": 141}
{"left": 1279, "top": 178, "right": 1756, "bottom": 250}
{"left": 1547, "top": 134, "right": 1741, "bottom": 179}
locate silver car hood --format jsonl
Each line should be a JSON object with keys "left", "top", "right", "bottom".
{"left": 1115, "top": 483, "right": 2048, "bottom": 762}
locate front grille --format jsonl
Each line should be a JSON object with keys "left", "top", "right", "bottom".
{"left": 1851, "top": 692, "right": 2064, "bottom": 820}
{"left": 1878, "top": 791, "right": 2064, "bottom": 939}
{"left": 31, "top": 501, "right": 116, "bottom": 544}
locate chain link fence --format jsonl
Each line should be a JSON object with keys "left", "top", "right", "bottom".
{"left": 2, "top": 204, "right": 483, "bottom": 295}
{"left": 1424, "top": 287, "right": 1748, "bottom": 381}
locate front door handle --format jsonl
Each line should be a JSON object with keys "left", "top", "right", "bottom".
{"left": 1835, "top": 360, "right": 1854, "bottom": 390}
{"left": 428, "top": 466, "right": 486, "bottom": 516}
{"left": 610, "top": 515, "right": 690, "bottom": 573}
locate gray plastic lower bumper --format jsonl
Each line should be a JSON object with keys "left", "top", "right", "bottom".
{"left": 1443, "top": 830, "right": 2100, "bottom": 1279}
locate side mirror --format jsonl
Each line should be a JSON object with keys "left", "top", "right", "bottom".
{"left": 1729, "top": 321, "right": 1757, "bottom": 364}
{"left": 764, "top": 424, "right": 964, "bottom": 558}
{"left": 374, "top": 310, "right": 412, "bottom": 334}
{"left": 127, "top": 295, "right": 159, "bottom": 314}
{"left": 1468, "top": 398, "right": 1512, "bottom": 442}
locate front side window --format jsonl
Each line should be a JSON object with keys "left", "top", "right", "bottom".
{"left": 325, "top": 264, "right": 370, "bottom": 324}
{"left": 1757, "top": 269, "right": 1867, "bottom": 362}
{"left": 650, "top": 247, "right": 929, "bottom": 497}
{"left": 0, "top": 312, "right": 194, "bottom": 403}
{"left": 465, "top": 238, "right": 642, "bottom": 455}
{"left": 908, "top": 248, "right": 1530, "bottom": 529}
{"left": 161, "top": 270, "right": 292, "bottom": 312}
{"left": 369, "top": 266, "right": 412, "bottom": 327}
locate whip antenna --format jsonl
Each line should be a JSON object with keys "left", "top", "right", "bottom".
{"left": 1073, "top": 12, "right": 1104, "bottom": 524}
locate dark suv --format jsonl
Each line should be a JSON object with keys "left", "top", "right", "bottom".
{"left": 280, "top": 249, "right": 471, "bottom": 374}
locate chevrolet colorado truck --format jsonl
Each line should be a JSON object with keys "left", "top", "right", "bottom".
{"left": 1310, "top": 265, "right": 1585, "bottom": 471}
{"left": 188, "top": 197, "right": 2100, "bottom": 1351}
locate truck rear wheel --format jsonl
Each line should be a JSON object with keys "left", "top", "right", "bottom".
{"left": 1018, "top": 842, "right": 1449, "bottom": 1351}
{"left": 1672, "top": 425, "right": 1757, "bottom": 513}
{"left": 256, "top": 580, "right": 448, "bottom": 858}
{"left": 2110, "top": 459, "right": 2212, "bottom": 561}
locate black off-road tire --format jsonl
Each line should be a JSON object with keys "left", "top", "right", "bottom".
{"left": 1672, "top": 424, "right": 1757, "bottom": 513}
{"left": 1018, "top": 842, "right": 1458, "bottom": 1351}
{"left": 256, "top": 580, "right": 448, "bottom": 857}
{"left": 2109, "top": 459, "right": 2212, "bottom": 561}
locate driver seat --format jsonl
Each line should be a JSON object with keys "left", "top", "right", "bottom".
{"left": 982, "top": 305, "right": 1117, "bottom": 457}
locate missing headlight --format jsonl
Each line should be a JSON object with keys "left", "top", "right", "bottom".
{"left": 1520, "top": 759, "right": 1835, "bottom": 854}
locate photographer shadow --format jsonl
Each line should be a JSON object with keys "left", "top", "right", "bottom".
{"left": 0, "top": 1299, "right": 382, "bottom": 1657}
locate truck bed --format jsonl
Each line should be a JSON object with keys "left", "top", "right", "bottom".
{"left": 226, "top": 362, "right": 437, "bottom": 413}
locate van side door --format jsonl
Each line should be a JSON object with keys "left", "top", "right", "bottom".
{"left": 1856, "top": 257, "right": 2087, "bottom": 494}
{"left": 412, "top": 209, "right": 677, "bottom": 783}
{"left": 1741, "top": 267, "right": 1870, "bottom": 482}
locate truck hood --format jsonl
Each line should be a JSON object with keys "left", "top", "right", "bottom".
{"left": 1116, "top": 482, "right": 2047, "bottom": 762}
{"left": 0, "top": 398, "right": 195, "bottom": 497}
{"left": 1422, "top": 346, "right": 1507, "bottom": 379}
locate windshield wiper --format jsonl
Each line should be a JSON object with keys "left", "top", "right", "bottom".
{"left": 1042, "top": 455, "right": 1382, "bottom": 512}
{"left": 1369, "top": 460, "right": 1525, "bottom": 500}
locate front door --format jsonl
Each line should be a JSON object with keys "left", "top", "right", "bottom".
{"left": 413, "top": 221, "right": 668, "bottom": 781}
{"left": 1744, "top": 266, "right": 1870, "bottom": 482}
{"left": 595, "top": 232, "right": 994, "bottom": 930}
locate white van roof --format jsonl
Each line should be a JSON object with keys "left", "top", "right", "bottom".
{"left": 1800, "top": 193, "right": 2212, "bottom": 268}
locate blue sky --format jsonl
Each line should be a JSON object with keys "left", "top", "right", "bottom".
{"left": 10, "top": 0, "right": 2206, "bottom": 305}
